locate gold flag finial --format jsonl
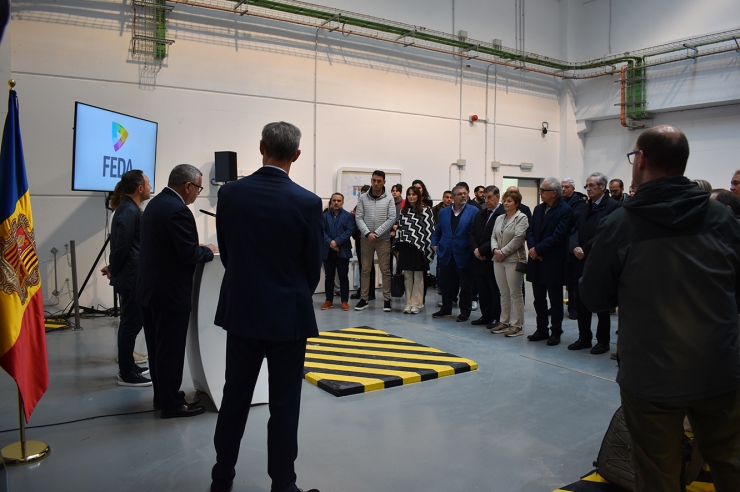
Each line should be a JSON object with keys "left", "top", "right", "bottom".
{"left": 8, "top": 79, "right": 15, "bottom": 91}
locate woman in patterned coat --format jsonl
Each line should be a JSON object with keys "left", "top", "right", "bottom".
{"left": 395, "top": 186, "right": 435, "bottom": 313}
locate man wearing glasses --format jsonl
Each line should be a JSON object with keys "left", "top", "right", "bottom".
{"left": 582, "top": 126, "right": 740, "bottom": 491}
{"left": 137, "top": 164, "right": 218, "bottom": 418}
{"left": 525, "top": 178, "right": 574, "bottom": 346}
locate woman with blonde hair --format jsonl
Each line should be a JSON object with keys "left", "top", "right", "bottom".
{"left": 489, "top": 189, "right": 529, "bottom": 337}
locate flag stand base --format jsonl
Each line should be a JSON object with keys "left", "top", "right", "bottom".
{"left": 1, "top": 440, "right": 50, "bottom": 465}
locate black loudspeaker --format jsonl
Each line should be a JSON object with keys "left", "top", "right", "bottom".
{"left": 215, "top": 151, "right": 237, "bottom": 182}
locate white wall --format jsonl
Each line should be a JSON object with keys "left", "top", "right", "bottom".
{"left": 9, "top": 0, "right": 564, "bottom": 309}
{"left": 8, "top": 0, "right": 740, "bottom": 309}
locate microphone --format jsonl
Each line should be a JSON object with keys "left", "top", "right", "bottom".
{"left": 200, "top": 209, "right": 216, "bottom": 218}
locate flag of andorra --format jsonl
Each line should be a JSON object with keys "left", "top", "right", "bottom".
{"left": 0, "top": 87, "right": 49, "bottom": 422}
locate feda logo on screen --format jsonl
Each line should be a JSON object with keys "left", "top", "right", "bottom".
{"left": 103, "top": 122, "right": 134, "bottom": 177}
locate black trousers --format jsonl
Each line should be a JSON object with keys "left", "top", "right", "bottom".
{"left": 440, "top": 256, "right": 473, "bottom": 316}
{"left": 476, "top": 271, "right": 501, "bottom": 323}
{"left": 324, "top": 252, "right": 349, "bottom": 302}
{"left": 566, "top": 263, "right": 579, "bottom": 314}
{"left": 117, "top": 288, "right": 143, "bottom": 375}
{"left": 621, "top": 386, "right": 740, "bottom": 492}
{"left": 212, "top": 334, "right": 307, "bottom": 492}
{"left": 576, "top": 284, "right": 611, "bottom": 344}
{"left": 532, "top": 281, "right": 564, "bottom": 336}
{"left": 141, "top": 304, "right": 189, "bottom": 411}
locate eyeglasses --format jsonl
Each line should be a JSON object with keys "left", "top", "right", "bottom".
{"left": 627, "top": 150, "right": 641, "bottom": 165}
{"left": 188, "top": 182, "right": 204, "bottom": 194}
{"left": 583, "top": 183, "right": 600, "bottom": 190}
{"left": 538, "top": 188, "right": 554, "bottom": 193}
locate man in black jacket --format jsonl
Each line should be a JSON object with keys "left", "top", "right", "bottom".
{"left": 525, "top": 178, "right": 574, "bottom": 346}
{"left": 468, "top": 186, "right": 505, "bottom": 326}
{"left": 104, "top": 170, "right": 151, "bottom": 386}
{"left": 137, "top": 164, "right": 217, "bottom": 418}
{"left": 566, "top": 172, "right": 619, "bottom": 355}
{"left": 562, "top": 178, "right": 587, "bottom": 319}
{"left": 581, "top": 126, "right": 740, "bottom": 491}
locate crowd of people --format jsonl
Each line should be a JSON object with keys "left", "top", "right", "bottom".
{"left": 103, "top": 122, "right": 740, "bottom": 492}
{"left": 321, "top": 160, "right": 740, "bottom": 360}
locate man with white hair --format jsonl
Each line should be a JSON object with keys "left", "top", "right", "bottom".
{"left": 525, "top": 177, "right": 575, "bottom": 346}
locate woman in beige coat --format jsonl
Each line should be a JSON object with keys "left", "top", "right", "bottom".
{"left": 489, "top": 189, "right": 529, "bottom": 337}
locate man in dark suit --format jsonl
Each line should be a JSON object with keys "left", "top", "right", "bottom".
{"left": 432, "top": 185, "right": 479, "bottom": 322}
{"left": 525, "top": 177, "right": 574, "bottom": 346}
{"left": 562, "top": 178, "right": 587, "bottom": 319}
{"left": 567, "top": 172, "right": 620, "bottom": 355}
{"left": 137, "top": 164, "right": 218, "bottom": 417}
{"left": 211, "top": 122, "right": 322, "bottom": 492}
{"left": 468, "top": 186, "right": 505, "bottom": 327}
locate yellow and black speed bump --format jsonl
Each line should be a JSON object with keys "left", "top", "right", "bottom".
{"left": 554, "top": 470, "right": 715, "bottom": 492}
{"left": 304, "top": 326, "right": 477, "bottom": 396}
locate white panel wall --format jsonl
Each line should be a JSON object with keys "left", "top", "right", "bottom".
{"left": 8, "top": 0, "right": 739, "bottom": 309}
{"left": 9, "top": 0, "right": 565, "bottom": 309}
{"left": 583, "top": 104, "right": 740, "bottom": 192}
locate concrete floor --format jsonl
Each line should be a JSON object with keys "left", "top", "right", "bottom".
{"left": 1, "top": 288, "right": 621, "bottom": 492}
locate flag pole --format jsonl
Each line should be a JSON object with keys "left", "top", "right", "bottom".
{"left": 0, "top": 389, "right": 50, "bottom": 465}
{"left": 0, "top": 79, "right": 51, "bottom": 466}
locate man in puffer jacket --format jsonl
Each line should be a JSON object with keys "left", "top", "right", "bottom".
{"left": 354, "top": 170, "right": 396, "bottom": 312}
{"left": 581, "top": 125, "right": 740, "bottom": 492}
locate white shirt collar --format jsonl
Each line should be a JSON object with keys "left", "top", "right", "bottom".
{"left": 264, "top": 165, "right": 288, "bottom": 174}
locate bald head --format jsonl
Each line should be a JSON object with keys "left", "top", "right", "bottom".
{"left": 635, "top": 125, "right": 690, "bottom": 175}
{"left": 506, "top": 186, "right": 519, "bottom": 194}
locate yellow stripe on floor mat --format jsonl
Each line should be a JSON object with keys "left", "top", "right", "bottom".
{"left": 304, "top": 372, "right": 385, "bottom": 393}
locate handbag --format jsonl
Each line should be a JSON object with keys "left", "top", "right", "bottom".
{"left": 391, "top": 273, "right": 405, "bottom": 297}
{"left": 515, "top": 249, "right": 528, "bottom": 273}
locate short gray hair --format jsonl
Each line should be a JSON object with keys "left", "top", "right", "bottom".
{"left": 484, "top": 185, "right": 500, "bottom": 196}
{"left": 262, "top": 121, "right": 301, "bottom": 161}
{"left": 561, "top": 177, "right": 575, "bottom": 188}
{"left": 451, "top": 185, "right": 466, "bottom": 196}
{"left": 589, "top": 172, "right": 608, "bottom": 188}
{"left": 542, "top": 177, "right": 562, "bottom": 198}
{"left": 168, "top": 164, "right": 202, "bottom": 187}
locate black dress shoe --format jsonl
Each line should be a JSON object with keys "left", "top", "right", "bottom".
{"left": 590, "top": 343, "right": 610, "bottom": 355}
{"left": 546, "top": 335, "right": 561, "bottom": 346}
{"left": 470, "top": 317, "right": 490, "bottom": 326}
{"left": 210, "top": 480, "right": 234, "bottom": 492}
{"left": 456, "top": 314, "right": 469, "bottom": 322}
{"left": 567, "top": 339, "right": 592, "bottom": 350}
{"left": 153, "top": 390, "right": 187, "bottom": 410}
{"left": 527, "top": 331, "right": 548, "bottom": 341}
{"left": 432, "top": 310, "right": 452, "bottom": 318}
{"left": 160, "top": 403, "right": 205, "bottom": 419}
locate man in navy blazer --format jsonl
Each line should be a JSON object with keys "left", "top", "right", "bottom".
{"left": 432, "top": 185, "right": 480, "bottom": 322}
{"left": 137, "top": 164, "right": 217, "bottom": 417}
{"left": 525, "top": 177, "right": 575, "bottom": 346}
{"left": 211, "top": 122, "right": 322, "bottom": 492}
{"left": 321, "top": 192, "right": 354, "bottom": 311}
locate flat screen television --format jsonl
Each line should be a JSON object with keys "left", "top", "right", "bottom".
{"left": 72, "top": 102, "right": 158, "bottom": 192}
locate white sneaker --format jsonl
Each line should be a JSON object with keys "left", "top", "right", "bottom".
{"left": 505, "top": 326, "right": 523, "bottom": 337}
{"left": 410, "top": 307, "right": 420, "bottom": 314}
{"left": 117, "top": 351, "right": 149, "bottom": 364}
{"left": 471, "top": 301, "right": 478, "bottom": 311}
{"left": 403, "top": 306, "right": 411, "bottom": 314}
{"left": 490, "top": 322, "right": 510, "bottom": 334}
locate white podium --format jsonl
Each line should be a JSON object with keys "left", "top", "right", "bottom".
{"left": 187, "top": 255, "right": 269, "bottom": 410}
